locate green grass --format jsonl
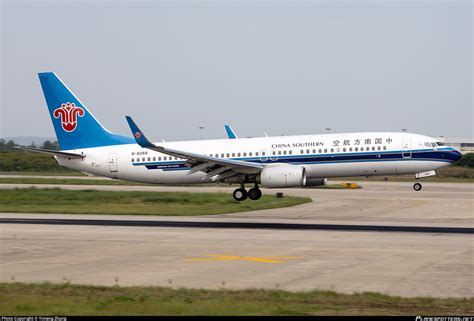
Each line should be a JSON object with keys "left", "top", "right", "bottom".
{"left": 0, "top": 283, "right": 472, "bottom": 316}
{"left": 0, "top": 188, "right": 310, "bottom": 215}
{"left": 0, "top": 177, "right": 149, "bottom": 185}
{"left": 0, "top": 171, "right": 85, "bottom": 176}
{"left": 0, "top": 151, "right": 76, "bottom": 173}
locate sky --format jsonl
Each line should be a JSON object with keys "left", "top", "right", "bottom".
{"left": 1, "top": 0, "right": 472, "bottom": 142}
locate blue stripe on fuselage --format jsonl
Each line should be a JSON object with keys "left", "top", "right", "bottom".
{"left": 131, "top": 148, "right": 460, "bottom": 170}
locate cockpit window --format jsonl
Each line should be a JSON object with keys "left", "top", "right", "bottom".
{"left": 425, "top": 142, "right": 444, "bottom": 147}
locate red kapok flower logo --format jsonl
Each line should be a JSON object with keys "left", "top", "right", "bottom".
{"left": 53, "top": 102, "right": 85, "bottom": 132}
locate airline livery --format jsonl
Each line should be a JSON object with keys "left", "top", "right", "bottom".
{"left": 27, "top": 72, "right": 462, "bottom": 201}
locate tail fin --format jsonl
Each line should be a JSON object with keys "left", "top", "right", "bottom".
{"left": 38, "top": 72, "right": 134, "bottom": 150}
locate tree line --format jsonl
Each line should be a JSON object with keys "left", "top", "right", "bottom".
{"left": 0, "top": 139, "right": 59, "bottom": 151}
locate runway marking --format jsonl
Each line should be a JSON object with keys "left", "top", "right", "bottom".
{"left": 187, "top": 254, "right": 304, "bottom": 264}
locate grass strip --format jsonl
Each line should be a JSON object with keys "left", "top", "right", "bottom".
{"left": 0, "top": 188, "right": 311, "bottom": 216}
{"left": 1, "top": 282, "right": 472, "bottom": 316}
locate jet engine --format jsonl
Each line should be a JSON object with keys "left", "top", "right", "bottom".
{"left": 259, "top": 165, "right": 306, "bottom": 188}
{"left": 304, "top": 178, "right": 328, "bottom": 187}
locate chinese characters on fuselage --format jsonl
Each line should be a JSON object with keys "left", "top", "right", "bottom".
{"left": 272, "top": 138, "right": 392, "bottom": 149}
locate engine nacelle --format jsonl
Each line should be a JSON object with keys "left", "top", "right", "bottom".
{"left": 304, "top": 177, "right": 328, "bottom": 187}
{"left": 259, "top": 165, "right": 306, "bottom": 188}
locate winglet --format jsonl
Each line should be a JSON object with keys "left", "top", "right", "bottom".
{"left": 125, "top": 116, "right": 156, "bottom": 148}
{"left": 224, "top": 124, "right": 238, "bottom": 139}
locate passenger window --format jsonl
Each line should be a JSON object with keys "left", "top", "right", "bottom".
{"left": 142, "top": 157, "right": 145, "bottom": 161}
{"left": 283, "top": 150, "right": 287, "bottom": 155}
{"left": 349, "top": 148, "right": 352, "bottom": 152}
{"left": 131, "top": 158, "right": 134, "bottom": 162}
{"left": 306, "top": 149, "right": 310, "bottom": 154}
{"left": 300, "top": 150, "right": 304, "bottom": 154}
{"left": 312, "top": 149, "right": 316, "bottom": 153}
{"left": 318, "top": 149, "right": 322, "bottom": 153}
{"left": 343, "top": 148, "right": 346, "bottom": 152}
{"left": 243, "top": 152, "right": 247, "bottom": 157}
{"left": 249, "top": 152, "right": 252, "bottom": 156}
{"left": 355, "top": 147, "right": 358, "bottom": 151}
{"left": 262, "top": 152, "right": 265, "bottom": 156}
{"left": 256, "top": 152, "right": 259, "bottom": 156}
{"left": 324, "top": 149, "right": 327, "bottom": 153}
{"left": 377, "top": 146, "right": 381, "bottom": 150}
{"left": 272, "top": 151, "right": 276, "bottom": 155}
{"left": 289, "top": 150, "right": 292, "bottom": 155}
{"left": 232, "top": 153, "right": 235, "bottom": 157}
{"left": 153, "top": 157, "right": 156, "bottom": 161}
{"left": 372, "top": 146, "right": 375, "bottom": 151}
{"left": 330, "top": 148, "right": 334, "bottom": 153}
{"left": 237, "top": 153, "right": 241, "bottom": 157}
{"left": 383, "top": 146, "right": 387, "bottom": 150}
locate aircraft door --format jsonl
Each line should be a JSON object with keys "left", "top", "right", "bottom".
{"left": 402, "top": 138, "right": 412, "bottom": 158}
{"left": 108, "top": 153, "right": 118, "bottom": 172}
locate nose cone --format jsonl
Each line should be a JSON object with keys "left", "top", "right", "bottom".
{"left": 452, "top": 149, "right": 462, "bottom": 162}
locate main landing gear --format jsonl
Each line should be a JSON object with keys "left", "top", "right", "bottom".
{"left": 233, "top": 184, "right": 262, "bottom": 201}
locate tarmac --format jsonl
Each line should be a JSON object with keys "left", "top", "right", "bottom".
{"left": 0, "top": 181, "right": 473, "bottom": 298}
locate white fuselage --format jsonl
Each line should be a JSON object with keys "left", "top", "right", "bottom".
{"left": 55, "top": 132, "right": 459, "bottom": 184}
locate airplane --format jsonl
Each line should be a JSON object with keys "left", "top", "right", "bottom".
{"left": 25, "top": 72, "right": 462, "bottom": 201}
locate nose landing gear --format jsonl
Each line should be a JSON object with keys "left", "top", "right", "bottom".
{"left": 413, "top": 182, "right": 422, "bottom": 191}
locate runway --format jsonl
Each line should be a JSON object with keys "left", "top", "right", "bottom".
{"left": 1, "top": 217, "right": 473, "bottom": 234}
{"left": 1, "top": 181, "right": 473, "bottom": 298}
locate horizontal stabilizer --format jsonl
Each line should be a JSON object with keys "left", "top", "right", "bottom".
{"left": 17, "top": 146, "right": 85, "bottom": 159}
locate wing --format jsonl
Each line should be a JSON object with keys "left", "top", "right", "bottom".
{"left": 126, "top": 116, "right": 263, "bottom": 182}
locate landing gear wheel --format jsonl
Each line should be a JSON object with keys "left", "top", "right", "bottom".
{"left": 233, "top": 188, "right": 248, "bottom": 201}
{"left": 413, "top": 182, "right": 422, "bottom": 191}
{"left": 248, "top": 187, "right": 262, "bottom": 200}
